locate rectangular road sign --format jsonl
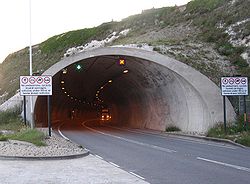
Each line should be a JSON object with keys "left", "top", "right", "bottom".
{"left": 20, "top": 76, "right": 52, "bottom": 96}
{"left": 221, "top": 77, "right": 248, "bottom": 96}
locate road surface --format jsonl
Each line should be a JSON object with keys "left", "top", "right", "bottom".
{"left": 57, "top": 119, "right": 250, "bottom": 184}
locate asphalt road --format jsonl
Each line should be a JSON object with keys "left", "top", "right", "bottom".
{"left": 58, "top": 119, "right": 250, "bottom": 184}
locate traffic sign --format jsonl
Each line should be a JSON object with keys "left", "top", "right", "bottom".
{"left": 221, "top": 77, "right": 248, "bottom": 96}
{"left": 20, "top": 76, "right": 52, "bottom": 96}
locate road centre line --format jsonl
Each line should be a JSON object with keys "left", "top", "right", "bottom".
{"left": 197, "top": 157, "right": 250, "bottom": 173}
{"left": 82, "top": 122, "right": 177, "bottom": 153}
{"left": 105, "top": 125, "right": 236, "bottom": 150}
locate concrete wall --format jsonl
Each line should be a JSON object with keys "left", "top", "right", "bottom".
{"left": 26, "top": 47, "right": 236, "bottom": 133}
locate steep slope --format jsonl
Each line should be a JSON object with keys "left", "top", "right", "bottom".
{"left": 0, "top": 0, "right": 249, "bottom": 108}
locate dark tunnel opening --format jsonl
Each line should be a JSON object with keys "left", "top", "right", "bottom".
{"left": 35, "top": 55, "right": 167, "bottom": 129}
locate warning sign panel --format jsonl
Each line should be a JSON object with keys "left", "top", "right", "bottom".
{"left": 20, "top": 76, "right": 52, "bottom": 96}
{"left": 221, "top": 77, "right": 248, "bottom": 96}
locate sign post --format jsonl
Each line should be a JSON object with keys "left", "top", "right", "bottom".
{"left": 20, "top": 76, "right": 53, "bottom": 136}
{"left": 221, "top": 77, "right": 248, "bottom": 133}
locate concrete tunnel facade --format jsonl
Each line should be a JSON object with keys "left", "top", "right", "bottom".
{"left": 29, "top": 47, "right": 235, "bottom": 133}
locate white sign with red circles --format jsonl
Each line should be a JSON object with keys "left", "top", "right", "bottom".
{"left": 221, "top": 77, "right": 248, "bottom": 96}
{"left": 20, "top": 76, "right": 52, "bottom": 96}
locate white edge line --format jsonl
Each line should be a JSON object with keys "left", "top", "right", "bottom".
{"left": 57, "top": 124, "right": 70, "bottom": 141}
{"left": 95, "top": 155, "right": 103, "bottom": 160}
{"left": 197, "top": 157, "right": 250, "bottom": 173}
{"left": 109, "top": 162, "right": 120, "bottom": 168}
{"left": 129, "top": 172, "right": 145, "bottom": 180}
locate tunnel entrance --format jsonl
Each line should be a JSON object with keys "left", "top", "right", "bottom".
{"left": 33, "top": 47, "right": 235, "bottom": 133}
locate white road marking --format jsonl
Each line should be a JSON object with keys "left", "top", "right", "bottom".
{"left": 129, "top": 172, "right": 145, "bottom": 180}
{"left": 95, "top": 155, "right": 103, "bottom": 160}
{"left": 82, "top": 122, "right": 176, "bottom": 153}
{"left": 109, "top": 162, "right": 120, "bottom": 168}
{"left": 57, "top": 124, "right": 70, "bottom": 141}
{"left": 105, "top": 126, "right": 236, "bottom": 150}
{"left": 197, "top": 157, "right": 250, "bottom": 173}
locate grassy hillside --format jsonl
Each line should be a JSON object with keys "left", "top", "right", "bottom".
{"left": 0, "top": 0, "right": 249, "bottom": 104}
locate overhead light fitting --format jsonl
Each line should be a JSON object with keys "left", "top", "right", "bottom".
{"left": 123, "top": 69, "right": 129, "bottom": 74}
{"left": 62, "top": 69, "right": 67, "bottom": 74}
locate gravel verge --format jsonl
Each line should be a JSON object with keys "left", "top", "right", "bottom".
{"left": 0, "top": 129, "right": 89, "bottom": 160}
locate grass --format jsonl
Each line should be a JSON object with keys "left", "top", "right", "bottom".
{"left": 166, "top": 126, "right": 181, "bottom": 132}
{"left": 207, "top": 116, "right": 250, "bottom": 147}
{"left": 0, "top": 129, "right": 47, "bottom": 146}
{"left": 0, "top": 109, "right": 47, "bottom": 146}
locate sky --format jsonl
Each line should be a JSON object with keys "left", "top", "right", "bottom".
{"left": 0, "top": 0, "right": 191, "bottom": 63}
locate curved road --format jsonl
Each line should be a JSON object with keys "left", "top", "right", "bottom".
{"left": 58, "top": 119, "right": 250, "bottom": 184}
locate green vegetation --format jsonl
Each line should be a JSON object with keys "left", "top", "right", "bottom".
{"left": 0, "top": 0, "right": 249, "bottom": 113}
{"left": 0, "top": 108, "right": 24, "bottom": 131}
{"left": 207, "top": 116, "right": 250, "bottom": 147}
{"left": 166, "top": 126, "right": 181, "bottom": 132}
{"left": 186, "top": 0, "right": 226, "bottom": 14}
{"left": 0, "top": 109, "right": 46, "bottom": 146}
{"left": 0, "top": 129, "right": 47, "bottom": 146}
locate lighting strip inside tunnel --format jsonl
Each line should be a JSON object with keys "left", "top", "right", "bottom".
{"left": 59, "top": 66, "right": 129, "bottom": 109}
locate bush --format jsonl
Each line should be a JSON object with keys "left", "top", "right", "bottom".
{"left": 166, "top": 126, "right": 181, "bottom": 132}
{"left": 0, "top": 108, "right": 24, "bottom": 131}
{"left": 207, "top": 116, "right": 250, "bottom": 147}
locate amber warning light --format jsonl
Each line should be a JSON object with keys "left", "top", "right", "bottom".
{"left": 118, "top": 58, "right": 126, "bottom": 66}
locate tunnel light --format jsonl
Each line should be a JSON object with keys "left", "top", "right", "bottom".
{"left": 62, "top": 69, "right": 67, "bottom": 74}
{"left": 64, "top": 91, "right": 67, "bottom": 94}
{"left": 123, "top": 69, "right": 129, "bottom": 74}
{"left": 67, "top": 94, "right": 70, "bottom": 97}
{"left": 108, "top": 80, "right": 112, "bottom": 83}
{"left": 62, "top": 87, "right": 65, "bottom": 90}
{"left": 71, "top": 97, "right": 73, "bottom": 100}
{"left": 97, "top": 91, "right": 100, "bottom": 93}
{"left": 61, "top": 81, "right": 65, "bottom": 84}
{"left": 100, "top": 86, "right": 104, "bottom": 89}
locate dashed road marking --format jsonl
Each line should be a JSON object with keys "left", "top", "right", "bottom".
{"left": 197, "top": 157, "right": 250, "bottom": 173}
{"left": 105, "top": 126, "right": 236, "bottom": 150}
{"left": 82, "top": 122, "right": 176, "bottom": 153}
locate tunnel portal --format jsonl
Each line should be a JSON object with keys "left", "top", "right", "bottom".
{"left": 33, "top": 47, "right": 235, "bottom": 133}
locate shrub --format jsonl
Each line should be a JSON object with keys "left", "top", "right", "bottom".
{"left": 166, "top": 126, "right": 181, "bottom": 132}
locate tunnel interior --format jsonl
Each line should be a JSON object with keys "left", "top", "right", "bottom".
{"left": 34, "top": 50, "right": 230, "bottom": 133}
{"left": 35, "top": 55, "right": 182, "bottom": 130}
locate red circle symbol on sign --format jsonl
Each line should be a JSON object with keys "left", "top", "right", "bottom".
{"left": 29, "top": 77, "right": 36, "bottom": 84}
{"left": 241, "top": 78, "right": 246, "bottom": 84}
{"left": 229, "top": 78, "right": 234, "bottom": 84}
{"left": 21, "top": 77, "right": 28, "bottom": 84}
{"left": 44, "top": 77, "right": 51, "bottom": 84}
{"left": 222, "top": 78, "right": 228, "bottom": 84}
{"left": 36, "top": 77, "right": 43, "bottom": 84}
{"left": 235, "top": 78, "right": 240, "bottom": 84}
